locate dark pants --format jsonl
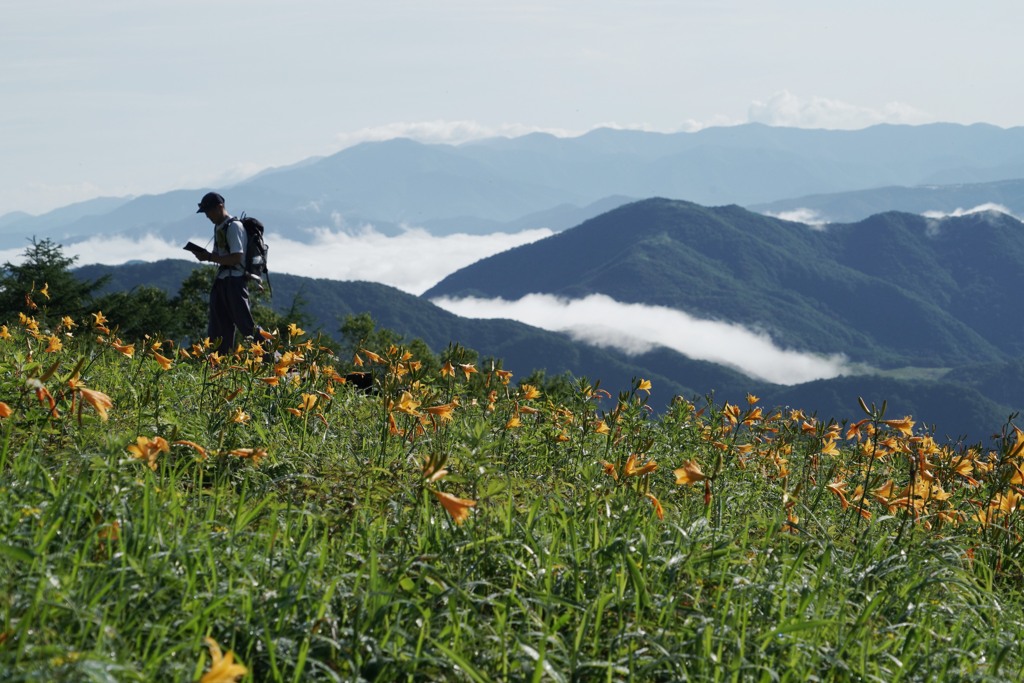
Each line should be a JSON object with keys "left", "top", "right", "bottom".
{"left": 208, "top": 275, "right": 257, "bottom": 355}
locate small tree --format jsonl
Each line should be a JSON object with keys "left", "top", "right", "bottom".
{"left": 339, "top": 312, "right": 440, "bottom": 372}
{"left": 0, "top": 238, "right": 109, "bottom": 325}
{"left": 95, "top": 285, "right": 184, "bottom": 342}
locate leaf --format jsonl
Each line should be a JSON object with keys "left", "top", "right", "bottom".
{"left": 0, "top": 543, "right": 36, "bottom": 564}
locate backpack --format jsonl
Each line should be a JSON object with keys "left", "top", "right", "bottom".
{"left": 238, "top": 213, "right": 271, "bottom": 293}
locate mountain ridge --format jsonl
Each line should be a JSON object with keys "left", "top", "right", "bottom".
{"left": 424, "top": 199, "right": 1021, "bottom": 367}
{"left": 7, "top": 123, "right": 1024, "bottom": 250}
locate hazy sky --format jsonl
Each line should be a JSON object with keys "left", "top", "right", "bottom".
{"left": 3, "top": 0, "right": 1020, "bottom": 216}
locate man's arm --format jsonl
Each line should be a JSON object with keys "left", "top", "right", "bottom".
{"left": 204, "top": 252, "right": 243, "bottom": 267}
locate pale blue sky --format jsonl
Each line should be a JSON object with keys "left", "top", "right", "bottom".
{"left": 2, "top": 0, "right": 1020, "bottom": 215}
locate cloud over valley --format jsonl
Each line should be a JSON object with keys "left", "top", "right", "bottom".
{"left": 431, "top": 293, "right": 856, "bottom": 386}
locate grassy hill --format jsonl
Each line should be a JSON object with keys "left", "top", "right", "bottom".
{"left": 76, "top": 252, "right": 1018, "bottom": 443}
{"left": 2, "top": 313, "right": 1023, "bottom": 680}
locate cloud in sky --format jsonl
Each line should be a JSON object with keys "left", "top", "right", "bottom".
{"left": 329, "top": 91, "right": 928, "bottom": 152}
{"left": 748, "top": 90, "right": 932, "bottom": 130}
{"left": 334, "top": 121, "right": 581, "bottom": 148}
{"left": 431, "top": 293, "right": 856, "bottom": 385}
{"left": 921, "top": 203, "right": 1019, "bottom": 237}
{"left": 921, "top": 203, "right": 1017, "bottom": 221}
{"left": 760, "top": 208, "right": 830, "bottom": 230}
{"left": 0, "top": 226, "right": 553, "bottom": 297}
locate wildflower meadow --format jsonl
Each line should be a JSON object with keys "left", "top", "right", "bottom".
{"left": 1, "top": 295, "right": 1023, "bottom": 681}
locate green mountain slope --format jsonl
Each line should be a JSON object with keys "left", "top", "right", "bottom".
{"left": 425, "top": 199, "right": 1020, "bottom": 366}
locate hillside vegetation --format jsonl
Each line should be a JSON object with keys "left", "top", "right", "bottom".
{"left": 2, "top": 293, "right": 1024, "bottom": 680}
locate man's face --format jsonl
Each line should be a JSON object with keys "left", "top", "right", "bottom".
{"left": 202, "top": 205, "right": 223, "bottom": 224}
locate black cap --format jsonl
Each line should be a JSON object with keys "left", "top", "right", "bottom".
{"left": 196, "top": 192, "right": 225, "bottom": 213}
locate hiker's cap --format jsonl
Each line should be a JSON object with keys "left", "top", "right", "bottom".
{"left": 196, "top": 192, "right": 225, "bottom": 213}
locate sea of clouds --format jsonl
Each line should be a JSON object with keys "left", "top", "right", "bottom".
{"left": 0, "top": 219, "right": 860, "bottom": 386}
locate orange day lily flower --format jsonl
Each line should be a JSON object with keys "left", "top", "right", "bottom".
{"left": 229, "top": 447, "right": 267, "bottom": 465}
{"left": 91, "top": 310, "right": 108, "bottom": 326}
{"left": 173, "top": 440, "right": 208, "bottom": 458}
{"left": 430, "top": 489, "right": 476, "bottom": 525}
{"left": 601, "top": 461, "right": 619, "bottom": 480}
{"left": 395, "top": 391, "right": 420, "bottom": 416}
{"left": 45, "top": 335, "right": 62, "bottom": 353}
{"left": 883, "top": 416, "right": 916, "bottom": 437}
{"left": 152, "top": 352, "right": 173, "bottom": 370}
{"left": 0, "top": 402, "right": 12, "bottom": 418}
{"left": 111, "top": 340, "right": 135, "bottom": 357}
{"left": 519, "top": 383, "right": 541, "bottom": 400}
{"left": 360, "top": 348, "right": 383, "bottom": 364}
{"left": 623, "top": 452, "right": 658, "bottom": 477}
{"left": 637, "top": 379, "right": 652, "bottom": 394}
{"left": 35, "top": 384, "right": 58, "bottom": 418}
{"left": 80, "top": 387, "right": 114, "bottom": 421}
{"left": 820, "top": 438, "right": 841, "bottom": 457}
{"left": 826, "top": 480, "right": 850, "bottom": 509}
{"left": 674, "top": 459, "right": 707, "bottom": 486}
{"left": 423, "top": 400, "right": 457, "bottom": 422}
{"left": 422, "top": 454, "right": 449, "bottom": 483}
{"left": 200, "top": 636, "right": 247, "bottom": 683}
{"left": 1007, "top": 426, "right": 1024, "bottom": 459}
{"left": 127, "top": 436, "right": 170, "bottom": 471}
{"left": 645, "top": 492, "right": 665, "bottom": 520}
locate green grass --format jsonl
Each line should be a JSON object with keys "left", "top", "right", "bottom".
{"left": 1, "top": 316, "right": 1023, "bottom": 682}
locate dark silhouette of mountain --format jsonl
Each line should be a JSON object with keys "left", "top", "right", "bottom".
{"left": 751, "top": 179, "right": 1024, "bottom": 224}
{"left": 425, "top": 198, "right": 1023, "bottom": 367}
{"left": 7, "top": 123, "right": 1024, "bottom": 249}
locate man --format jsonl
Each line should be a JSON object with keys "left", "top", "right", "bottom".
{"left": 191, "top": 192, "right": 260, "bottom": 356}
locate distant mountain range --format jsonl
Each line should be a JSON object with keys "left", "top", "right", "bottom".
{"left": 75, "top": 196, "right": 1024, "bottom": 444}
{"left": 751, "top": 178, "right": 1024, "bottom": 224}
{"left": 5, "top": 122, "right": 1024, "bottom": 250}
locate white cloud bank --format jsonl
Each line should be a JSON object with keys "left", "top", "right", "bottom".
{"left": 748, "top": 90, "right": 932, "bottom": 130}
{"left": 0, "top": 226, "right": 553, "bottom": 296}
{"left": 431, "top": 293, "right": 855, "bottom": 386}
{"left": 921, "top": 203, "right": 1017, "bottom": 221}
{"left": 761, "top": 208, "right": 830, "bottom": 229}
{"left": 330, "top": 92, "right": 927, "bottom": 152}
